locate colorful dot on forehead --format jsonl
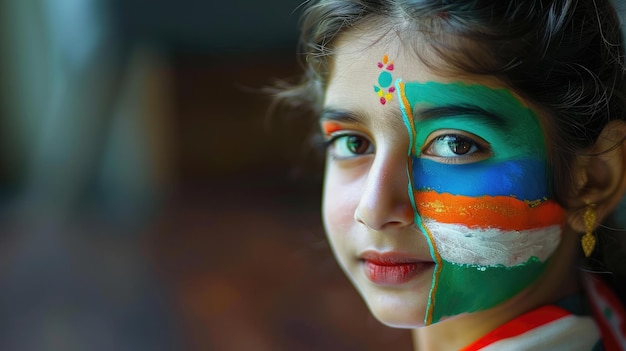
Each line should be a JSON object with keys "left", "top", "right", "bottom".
{"left": 374, "top": 54, "right": 395, "bottom": 105}
{"left": 379, "top": 71, "right": 393, "bottom": 88}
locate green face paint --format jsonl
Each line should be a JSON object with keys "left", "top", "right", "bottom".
{"left": 403, "top": 81, "right": 547, "bottom": 160}
{"left": 396, "top": 79, "right": 564, "bottom": 324}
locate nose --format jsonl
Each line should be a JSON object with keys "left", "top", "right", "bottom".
{"left": 354, "top": 152, "right": 415, "bottom": 231}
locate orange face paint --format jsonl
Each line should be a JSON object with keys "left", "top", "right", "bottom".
{"left": 321, "top": 122, "right": 344, "bottom": 136}
{"left": 414, "top": 190, "right": 565, "bottom": 231}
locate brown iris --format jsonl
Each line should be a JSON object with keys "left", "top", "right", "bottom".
{"left": 449, "top": 136, "right": 473, "bottom": 155}
{"left": 347, "top": 135, "right": 370, "bottom": 154}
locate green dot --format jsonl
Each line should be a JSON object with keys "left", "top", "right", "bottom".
{"left": 378, "top": 72, "right": 392, "bottom": 88}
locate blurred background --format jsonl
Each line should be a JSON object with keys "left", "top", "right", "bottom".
{"left": 0, "top": 0, "right": 411, "bottom": 350}
{"left": 3, "top": 1, "right": 626, "bottom": 351}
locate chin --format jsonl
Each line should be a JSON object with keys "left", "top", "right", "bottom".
{"left": 357, "top": 287, "right": 430, "bottom": 329}
{"left": 369, "top": 302, "right": 428, "bottom": 328}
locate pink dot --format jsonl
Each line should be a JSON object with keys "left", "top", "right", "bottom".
{"left": 377, "top": 62, "right": 384, "bottom": 68}
{"left": 380, "top": 97, "right": 387, "bottom": 105}
{"left": 389, "top": 87, "right": 396, "bottom": 93}
{"left": 387, "top": 64, "right": 394, "bottom": 71}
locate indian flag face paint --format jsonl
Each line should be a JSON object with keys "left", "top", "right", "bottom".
{"left": 396, "top": 80, "right": 566, "bottom": 324}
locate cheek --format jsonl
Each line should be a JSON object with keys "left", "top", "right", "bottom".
{"left": 322, "top": 166, "right": 358, "bottom": 240}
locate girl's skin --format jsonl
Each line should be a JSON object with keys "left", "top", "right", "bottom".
{"left": 321, "top": 23, "right": 626, "bottom": 350}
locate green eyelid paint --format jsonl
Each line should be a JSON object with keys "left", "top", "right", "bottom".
{"left": 403, "top": 82, "right": 547, "bottom": 161}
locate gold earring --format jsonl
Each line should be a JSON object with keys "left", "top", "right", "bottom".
{"left": 581, "top": 204, "right": 597, "bottom": 257}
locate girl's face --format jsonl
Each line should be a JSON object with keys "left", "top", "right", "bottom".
{"left": 321, "top": 28, "right": 566, "bottom": 327}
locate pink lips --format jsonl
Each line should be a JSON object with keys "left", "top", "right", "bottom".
{"left": 361, "top": 251, "right": 433, "bottom": 285}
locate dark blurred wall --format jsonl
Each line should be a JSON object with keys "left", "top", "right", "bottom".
{"left": 111, "top": 0, "right": 301, "bottom": 54}
{"left": 105, "top": 0, "right": 316, "bottom": 184}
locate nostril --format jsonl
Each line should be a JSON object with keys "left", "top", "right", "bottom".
{"left": 355, "top": 208, "right": 413, "bottom": 231}
{"left": 354, "top": 206, "right": 379, "bottom": 230}
{"left": 354, "top": 190, "right": 415, "bottom": 231}
{"left": 354, "top": 208, "right": 369, "bottom": 227}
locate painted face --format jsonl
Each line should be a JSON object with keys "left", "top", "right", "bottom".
{"left": 321, "top": 28, "right": 565, "bottom": 328}
{"left": 398, "top": 81, "right": 565, "bottom": 324}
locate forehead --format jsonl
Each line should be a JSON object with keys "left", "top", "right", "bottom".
{"left": 325, "top": 25, "right": 513, "bottom": 111}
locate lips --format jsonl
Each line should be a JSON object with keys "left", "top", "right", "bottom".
{"left": 360, "top": 251, "right": 433, "bottom": 285}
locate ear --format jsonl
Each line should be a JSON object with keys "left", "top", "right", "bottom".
{"left": 566, "top": 120, "right": 626, "bottom": 232}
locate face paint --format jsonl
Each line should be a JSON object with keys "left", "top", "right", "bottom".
{"left": 396, "top": 80, "right": 565, "bottom": 324}
{"left": 373, "top": 54, "right": 396, "bottom": 105}
{"left": 321, "top": 121, "right": 344, "bottom": 136}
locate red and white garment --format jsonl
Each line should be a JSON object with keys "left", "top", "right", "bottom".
{"left": 460, "top": 273, "right": 626, "bottom": 350}
{"left": 460, "top": 305, "right": 599, "bottom": 351}
{"left": 583, "top": 273, "right": 626, "bottom": 351}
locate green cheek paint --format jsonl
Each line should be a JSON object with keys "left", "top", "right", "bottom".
{"left": 431, "top": 257, "right": 547, "bottom": 322}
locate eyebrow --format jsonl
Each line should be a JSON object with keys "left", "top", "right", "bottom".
{"left": 319, "top": 107, "right": 407, "bottom": 136}
{"left": 415, "top": 104, "right": 508, "bottom": 129}
{"left": 319, "top": 108, "right": 364, "bottom": 124}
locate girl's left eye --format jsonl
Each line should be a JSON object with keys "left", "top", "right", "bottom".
{"left": 422, "top": 133, "right": 490, "bottom": 162}
{"left": 431, "top": 135, "right": 477, "bottom": 156}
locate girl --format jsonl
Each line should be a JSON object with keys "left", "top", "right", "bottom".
{"left": 276, "top": 0, "right": 626, "bottom": 349}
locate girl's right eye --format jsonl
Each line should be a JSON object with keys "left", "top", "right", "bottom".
{"left": 326, "top": 134, "right": 374, "bottom": 159}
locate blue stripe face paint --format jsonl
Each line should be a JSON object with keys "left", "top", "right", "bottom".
{"left": 413, "top": 158, "right": 549, "bottom": 199}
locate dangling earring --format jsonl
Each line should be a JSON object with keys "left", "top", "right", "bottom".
{"left": 581, "top": 204, "right": 597, "bottom": 257}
